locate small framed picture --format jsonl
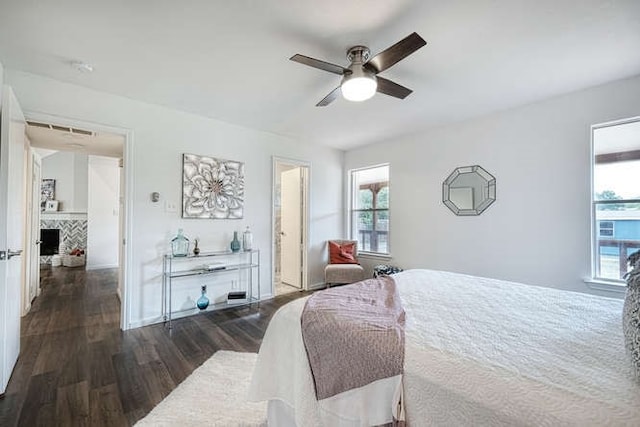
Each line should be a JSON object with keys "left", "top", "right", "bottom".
{"left": 45, "top": 200, "right": 59, "bottom": 211}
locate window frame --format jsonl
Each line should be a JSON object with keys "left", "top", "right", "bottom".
{"left": 348, "top": 163, "right": 391, "bottom": 257}
{"left": 590, "top": 116, "right": 640, "bottom": 285}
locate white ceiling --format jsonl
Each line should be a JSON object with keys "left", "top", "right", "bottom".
{"left": 1, "top": 0, "right": 639, "bottom": 150}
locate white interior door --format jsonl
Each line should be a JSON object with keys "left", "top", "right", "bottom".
{"left": 281, "top": 167, "right": 302, "bottom": 288}
{"left": 0, "top": 86, "right": 26, "bottom": 394}
{"left": 29, "top": 153, "right": 41, "bottom": 301}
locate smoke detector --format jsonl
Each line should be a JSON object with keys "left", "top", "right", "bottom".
{"left": 71, "top": 61, "right": 94, "bottom": 73}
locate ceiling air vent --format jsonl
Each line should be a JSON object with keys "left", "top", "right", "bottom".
{"left": 71, "top": 128, "right": 93, "bottom": 136}
{"left": 26, "top": 121, "right": 94, "bottom": 137}
{"left": 26, "top": 121, "right": 51, "bottom": 129}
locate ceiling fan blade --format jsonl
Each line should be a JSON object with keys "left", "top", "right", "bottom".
{"left": 376, "top": 77, "right": 413, "bottom": 99}
{"left": 316, "top": 87, "right": 342, "bottom": 107}
{"left": 290, "top": 54, "right": 349, "bottom": 75}
{"left": 365, "top": 32, "right": 426, "bottom": 74}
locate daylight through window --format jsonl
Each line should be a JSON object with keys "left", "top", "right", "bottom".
{"left": 350, "top": 165, "right": 389, "bottom": 255}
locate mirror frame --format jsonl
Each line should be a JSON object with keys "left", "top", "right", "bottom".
{"left": 442, "top": 165, "right": 496, "bottom": 216}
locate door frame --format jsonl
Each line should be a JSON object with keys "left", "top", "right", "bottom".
{"left": 24, "top": 111, "right": 135, "bottom": 330}
{"left": 271, "top": 156, "right": 310, "bottom": 295}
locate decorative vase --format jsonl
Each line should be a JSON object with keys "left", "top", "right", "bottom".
{"left": 230, "top": 231, "right": 241, "bottom": 252}
{"left": 197, "top": 285, "right": 209, "bottom": 310}
{"left": 193, "top": 239, "right": 200, "bottom": 256}
{"left": 623, "top": 251, "right": 640, "bottom": 380}
{"left": 243, "top": 226, "right": 253, "bottom": 251}
{"left": 171, "top": 228, "right": 190, "bottom": 257}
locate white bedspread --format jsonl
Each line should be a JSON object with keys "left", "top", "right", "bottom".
{"left": 247, "top": 296, "right": 401, "bottom": 426}
{"left": 249, "top": 269, "right": 640, "bottom": 426}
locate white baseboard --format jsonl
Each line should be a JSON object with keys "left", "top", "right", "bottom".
{"left": 308, "top": 282, "right": 326, "bottom": 290}
{"left": 128, "top": 315, "right": 165, "bottom": 329}
{"left": 86, "top": 263, "right": 119, "bottom": 271}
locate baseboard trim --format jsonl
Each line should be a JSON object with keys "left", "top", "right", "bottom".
{"left": 308, "top": 282, "right": 326, "bottom": 291}
{"left": 86, "top": 263, "right": 119, "bottom": 271}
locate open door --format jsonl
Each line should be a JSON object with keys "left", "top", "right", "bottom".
{"left": 0, "top": 85, "right": 26, "bottom": 394}
{"left": 28, "top": 152, "right": 41, "bottom": 302}
{"left": 281, "top": 168, "right": 303, "bottom": 288}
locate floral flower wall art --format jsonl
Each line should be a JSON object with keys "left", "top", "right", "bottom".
{"left": 182, "top": 153, "right": 244, "bottom": 219}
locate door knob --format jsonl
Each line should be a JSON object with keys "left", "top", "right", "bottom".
{"left": 0, "top": 249, "right": 22, "bottom": 260}
{"left": 7, "top": 249, "right": 22, "bottom": 259}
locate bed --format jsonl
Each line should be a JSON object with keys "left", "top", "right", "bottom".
{"left": 248, "top": 269, "right": 640, "bottom": 426}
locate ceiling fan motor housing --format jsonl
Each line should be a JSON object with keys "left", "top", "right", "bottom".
{"left": 343, "top": 45, "right": 377, "bottom": 86}
{"left": 346, "top": 46, "right": 371, "bottom": 64}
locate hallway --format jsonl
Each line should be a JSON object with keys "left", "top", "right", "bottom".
{"left": 0, "top": 266, "right": 306, "bottom": 426}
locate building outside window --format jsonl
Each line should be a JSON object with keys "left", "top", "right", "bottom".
{"left": 592, "top": 118, "right": 640, "bottom": 282}
{"left": 349, "top": 164, "right": 389, "bottom": 255}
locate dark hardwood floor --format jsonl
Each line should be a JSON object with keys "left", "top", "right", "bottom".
{"left": 0, "top": 266, "right": 308, "bottom": 426}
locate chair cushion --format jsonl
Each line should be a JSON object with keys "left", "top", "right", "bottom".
{"left": 325, "top": 264, "right": 365, "bottom": 284}
{"left": 329, "top": 241, "right": 358, "bottom": 264}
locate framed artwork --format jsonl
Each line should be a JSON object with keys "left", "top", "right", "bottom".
{"left": 41, "top": 179, "right": 56, "bottom": 211}
{"left": 45, "top": 200, "right": 59, "bottom": 212}
{"left": 182, "top": 153, "right": 245, "bottom": 219}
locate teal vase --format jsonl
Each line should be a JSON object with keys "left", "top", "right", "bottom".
{"left": 197, "top": 285, "right": 209, "bottom": 310}
{"left": 230, "top": 231, "right": 241, "bottom": 252}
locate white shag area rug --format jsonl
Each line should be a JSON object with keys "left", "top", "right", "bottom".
{"left": 135, "top": 351, "right": 266, "bottom": 427}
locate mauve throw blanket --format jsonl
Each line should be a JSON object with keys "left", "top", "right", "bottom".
{"left": 301, "top": 276, "right": 406, "bottom": 400}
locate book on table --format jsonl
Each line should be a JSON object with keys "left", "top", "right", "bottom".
{"left": 227, "top": 290, "right": 247, "bottom": 304}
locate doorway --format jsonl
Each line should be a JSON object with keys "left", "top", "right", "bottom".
{"left": 23, "top": 113, "right": 132, "bottom": 329}
{"left": 272, "top": 157, "right": 309, "bottom": 296}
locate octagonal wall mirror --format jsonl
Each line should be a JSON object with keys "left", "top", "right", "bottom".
{"left": 443, "top": 165, "right": 496, "bottom": 216}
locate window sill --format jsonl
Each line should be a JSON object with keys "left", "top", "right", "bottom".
{"left": 583, "top": 278, "right": 627, "bottom": 294}
{"left": 359, "top": 252, "right": 393, "bottom": 261}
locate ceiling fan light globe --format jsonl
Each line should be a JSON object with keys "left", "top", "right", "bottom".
{"left": 341, "top": 76, "right": 377, "bottom": 102}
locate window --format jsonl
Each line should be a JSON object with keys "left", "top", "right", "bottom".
{"left": 349, "top": 164, "right": 389, "bottom": 255}
{"left": 592, "top": 118, "right": 640, "bottom": 282}
{"left": 598, "top": 221, "right": 614, "bottom": 238}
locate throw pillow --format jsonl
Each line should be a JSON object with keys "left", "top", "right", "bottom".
{"left": 329, "top": 241, "right": 358, "bottom": 264}
{"left": 623, "top": 251, "right": 640, "bottom": 381}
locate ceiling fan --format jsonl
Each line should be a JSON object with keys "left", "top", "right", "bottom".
{"left": 290, "top": 32, "right": 426, "bottom": 107}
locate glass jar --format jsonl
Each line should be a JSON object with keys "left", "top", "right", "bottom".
{"left": 171, "top": 228, "right": 190, "bottom": 257}
{"left": 243, "top": 226, "right": 253, "bottom": 251}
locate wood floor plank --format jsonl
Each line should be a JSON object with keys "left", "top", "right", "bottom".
{"left": 0, "top": 266, "right": 310, "bottom": 426}
{"left": 14, "top": 372, "right": 57, "bottom": 427}
{"left": 88, "top": 341, "right": 117, "bottom": 389}
{"left": 89, "top": 384, "right": 127, "bottom": 427}
{"left": 111, "top": 351, "right": 149, "bottom": 415}
{"left": 56, "top": 380, "right": 90, "bottom": 426}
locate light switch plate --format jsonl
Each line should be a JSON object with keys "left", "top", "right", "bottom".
{"left": 165, "top": 201, "right": 178, "bottom": 213}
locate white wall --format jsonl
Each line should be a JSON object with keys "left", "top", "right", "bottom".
{"left": 7, "top": 69, "right": 343, "bottom": 328}
{"left": 41, "top": 151, "right": 88, "bottom": 212}
{"left": 0, "top": 60, "right": 3, "bottom": 104}
{"left": 346, "top": 74, "right": 640, "bottom": 297}
{"left": 87, "top": 155, "right": 120, "bottom": 270}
